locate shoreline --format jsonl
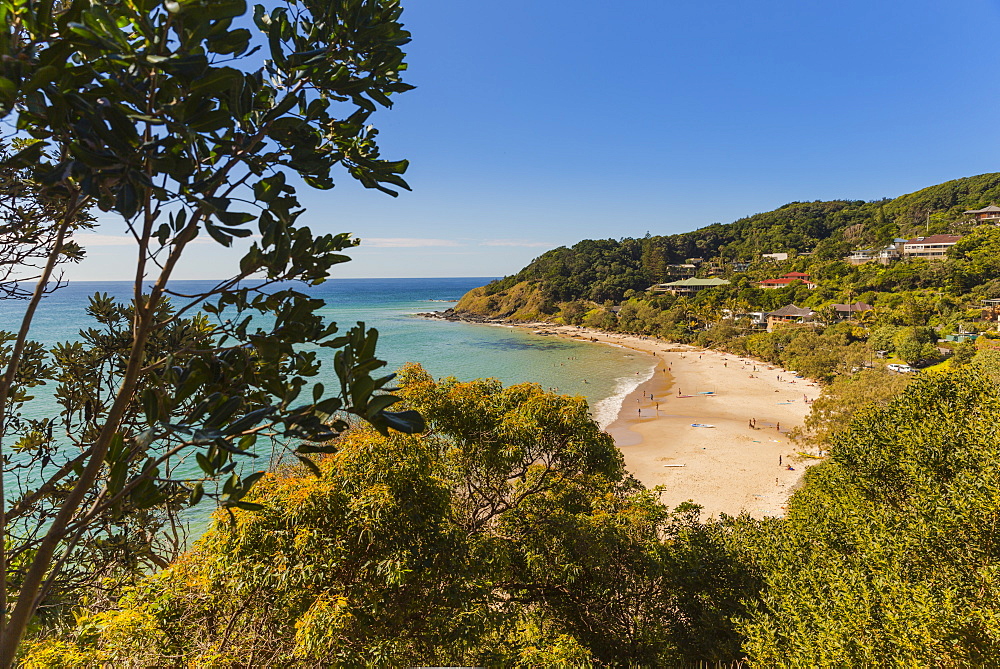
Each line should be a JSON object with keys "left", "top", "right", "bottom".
{"left": 420, "top": 313, "right": 822, "bottom": 519}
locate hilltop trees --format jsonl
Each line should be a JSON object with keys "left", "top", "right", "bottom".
{"left": 0, "top": 0, "right": 421, "bottom": 659}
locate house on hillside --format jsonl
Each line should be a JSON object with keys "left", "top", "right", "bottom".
{"left": 650, "top": 277, "right": 730, "bottom": 296}
{"left": 761, "top": 252, "right": 789, "bottom": 262}
{"left": 902, "top": 234, "right": 962, "bottom": 260}
{"left": 964, "top": 205, "right": 1000, "bottom": 222}
{"left": 981, "top": 298, "right": 1000, "bottom": 322}
{"left": 766, "top": 304, "right": 817, "bottom": 332}
{"left": 662, "top": 263, "right": 698, "bottom": 279}
{"left": 756, "top": 272, "right": 817, "bottom": 289}
{"left": 845, "top": 248, "right": 876, "bottom": 265}
{"left": 845, "top": 239, "right": 908, "bottom": 265}
{"left": 721, "top": 309, "right": 768, "bottom": 328}
{"left": 880, "top": 239, "right": 908, "bottom": 262}
{"left": 832, "top": 302, "right": 873, "bottom": 320}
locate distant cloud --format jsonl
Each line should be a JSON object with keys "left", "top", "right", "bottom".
{"left": 74, "top": 233, "right": 135, "bottom": 247}
{"left": 479, "top": 239, "right": 552, "bottom": 248}
{"left": 75, "top": 232, "right": 244, "bottom": 247}
{"left": 362, "top": 237, "right": 463, "bottom": 248}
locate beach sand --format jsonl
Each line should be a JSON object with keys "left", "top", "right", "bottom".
{"left": 525, "top": 325, "right": 823, "bottom": 519}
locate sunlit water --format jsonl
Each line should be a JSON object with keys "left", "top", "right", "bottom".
{"left": 0, "top": 278, "right": 655, "bottom": 530}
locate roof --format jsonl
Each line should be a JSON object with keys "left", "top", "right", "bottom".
{"left": 964, "top": 205, "right": 1000, "bottom": 214}
{"left": 783, "top": 272, "right": 810, "bottom": 278}
{"left": 832, "top": 302, "right": 873, "bottom": 312}
{"left": 768, "top": 304, "right": 815, "bottom": 318}
{"left": 757, "top": 277, "right": 813, "bottom": 286}
{"left": 904, "top": 234, "right": 962, "bottom": 245}
{"left": 660, "top": 277, "right": 730, "bottom": 287}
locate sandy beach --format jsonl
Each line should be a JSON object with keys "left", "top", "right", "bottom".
{"left": 523, "top": 324, "right": 823, "bottom": 519}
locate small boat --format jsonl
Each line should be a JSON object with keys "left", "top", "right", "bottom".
{"left": 691, "top": 423, "right": 715, "bottom": 428}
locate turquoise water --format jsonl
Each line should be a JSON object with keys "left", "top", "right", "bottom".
{"left": 0, "top": 278, "right": 654, "bottom": 426}
{"left": 0, "top": 278, "right": 654, "bottom": 529}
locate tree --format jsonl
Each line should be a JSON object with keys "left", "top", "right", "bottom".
{"left": 20, "top": 366, "right": 761, "bottom": 666}
{"left": 740, "top": 370, "right": 1000, "bottom": 665}
{"left": 0, "top": 141, "right": 94, "bottom": 300}
{"left": 950, "top": 339, "right": 976, "bottom": 367}
{"left": 800, "top": 368, "right": 911, "bottom": 446}
{"left": 893, "top": 327, "right": 937, "bottom": 365}
{"left": 0, "top": 0, "right": 423, "bottom": 659}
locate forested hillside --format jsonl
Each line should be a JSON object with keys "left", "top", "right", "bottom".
{"left": 467, "top": 172, "right": 1000, "bottom": 305}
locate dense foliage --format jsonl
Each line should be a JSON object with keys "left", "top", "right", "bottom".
{"left": 740, "top": 368, "right": 1000, "bottom": 665}
{"left": 26, "top": 360, "right": 1000, "bottom": 666}
{"left": 24, "top": 365, "right": 757, "bottom": 666}
{"left": 0, "top": 0, "right": 421, "bottom": 658}
{"left": 472, "top": 172, "right": 1000, "bottom": 305}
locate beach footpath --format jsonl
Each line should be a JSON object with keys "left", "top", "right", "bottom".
{"left": 522, "top": 326, "right": 823, "bottom": 519}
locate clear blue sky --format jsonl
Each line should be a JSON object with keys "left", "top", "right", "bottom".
{"left": 76, "top": 0, "right": 1000, "bottom": 280}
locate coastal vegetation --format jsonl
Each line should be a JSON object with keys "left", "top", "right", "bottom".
{"left": 20, "top": 366, "right": 756, "bottom": 666}
{"left": 0, "top": 0, "right": 420, "bottom": 661}
{"left": 3, "top": 0, "right": 1000, "bottom": 665}
{"left": 23, "top": 364, "right": 1000, "bottom": 666}
{"left": 468, "top": 172, "right": 1000, "bottom": 308}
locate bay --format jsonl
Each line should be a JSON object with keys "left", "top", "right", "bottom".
{"left": 1, "top": 278, "right": 654, "bottom": 529}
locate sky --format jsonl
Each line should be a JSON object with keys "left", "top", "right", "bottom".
{"left": 73, "top": 0, "right": 1000, "bottom": 280}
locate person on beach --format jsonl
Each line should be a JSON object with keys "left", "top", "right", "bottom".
{"left": 776, "top": 422, "right": 780, "bottom": 431}
{"left": 779, "top": 455, "right": 782, "bottom": 466}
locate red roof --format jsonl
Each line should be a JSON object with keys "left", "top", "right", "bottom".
{"left": 904, "top": 234, "right": 962, "bottom": 245}
{"left": 758, "top": 278, "right": 804, "bottom": 286}
{"left": 783, "top": 272, "right": 810, "bottom": 278}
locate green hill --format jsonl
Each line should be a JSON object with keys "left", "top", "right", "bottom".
{"left": 458, "top": 173, "right": 1000, "bottom": 311}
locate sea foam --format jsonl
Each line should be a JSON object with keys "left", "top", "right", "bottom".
{"left": 591, "top": 360, "right": 657, "bottom": 429}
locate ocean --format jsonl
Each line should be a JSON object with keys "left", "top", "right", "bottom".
{"left": 1, "top": 278, "right": 655, "bottom": 529}
{"left": 0, "top": 277, "right": 655, "bottom": 427}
